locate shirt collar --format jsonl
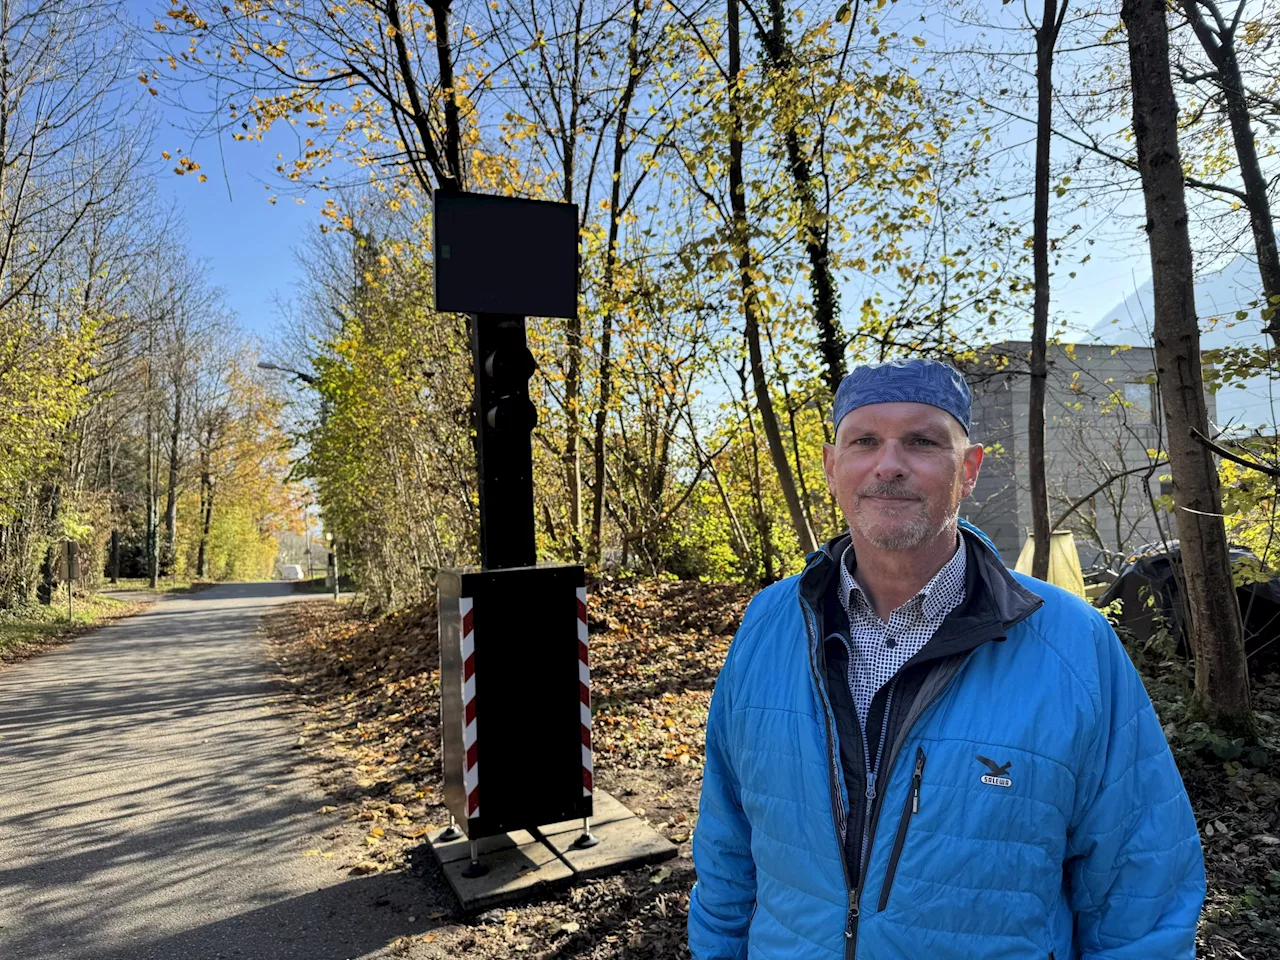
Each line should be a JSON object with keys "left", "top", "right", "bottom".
{"left": 840, "top": 533, "right": 967, "bottom": 622}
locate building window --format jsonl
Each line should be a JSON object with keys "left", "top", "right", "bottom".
{"left": 1124, "top": 382, "right": 1154, "bottom": 423}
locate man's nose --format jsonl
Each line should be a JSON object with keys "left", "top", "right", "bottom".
{"left": 872, "top": 441, "right": 908, "bottom": 480}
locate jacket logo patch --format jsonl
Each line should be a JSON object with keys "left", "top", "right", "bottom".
{"left": 976, "top": 754, "right": 1012, "bottom": 788}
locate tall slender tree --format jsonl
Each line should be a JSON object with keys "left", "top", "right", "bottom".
{"left": 588, "top": 0, "right": 648, "bottom": 565}
{"left": 1123, "top": 0, "right": 1251, "bottom": 723}
{"left": 750, "top": 0, "right": 845, "bottom": 396}
{"left": 1029, "top": 0, "right": 1068, "bottom": 581}
{"left": 726, "top": 0, "right": 817, "bottom": 557}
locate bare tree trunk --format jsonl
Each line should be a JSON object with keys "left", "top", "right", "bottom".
{"left": 738, "top": 366, "right": 776, "bottom": 583}
{"left": 558, "top": 0, "right": 587, "bottom": 560}
{"left": 147, "top": 425, "right": 158, "bottom": 590}
{"left": 163, "top": 387, "right": 182, "bottom": 577}
{"left": 385, "top": 0, "right": 464, "bottom": 192}
{"left": 1030, "top": 0, "right": 1066, "bottom": 581}
{"left": 1123, "top": 0, "right": 1250, "bottom": 723}
{"left": 1179, "top": 0, "right": 1280, "bottom": 348}
{"left": 0, "top": 0, "right": 10, "bottom": 297}
{"left": 145, "top": 340, "right": 159, "bottom": 590}
{"left": 563, "top": 361, "right": 583, "bottom": 560}
{"left": 727, "top": 0, "right": 818, "bottom": 557}
{"left": 759, "top": 0, "right": 845, "bottom": 395}
{"left": 196, "top": 439, "right": 212, "bottom": 579}
{"left": 589, "top": 0, "right": 644, "bottom": 566}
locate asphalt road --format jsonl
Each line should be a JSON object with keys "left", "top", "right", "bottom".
{"left": 0, "top": 583, "right": 431, "bottom": 960}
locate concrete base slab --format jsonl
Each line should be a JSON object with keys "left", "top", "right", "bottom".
{"left": 538, "top": 789, "right": 635, "bottom": 835}
{"left": 427, "top": 790, "right": 678, "bottom": 912}
{"left": 432, "top": 828, "right": 533, "bottom": 864}
{"left": 437, "top": 830, "right": 574, "bottom": 913}
{"left": 539, "top": 810, "right": 678, "bottom": 882}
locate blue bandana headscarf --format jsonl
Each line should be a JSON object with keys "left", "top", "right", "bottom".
{"left": 832, "top": 358, "right": 971, "bottom": 434}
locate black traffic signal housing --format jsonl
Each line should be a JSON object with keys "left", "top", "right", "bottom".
{"left": 472, "top": 314, "right": 538, "bottom": 569}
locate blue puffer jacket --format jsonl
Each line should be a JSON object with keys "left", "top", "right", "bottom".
{"left": 689, "top": 523, "right": 1204, "bottom": 959}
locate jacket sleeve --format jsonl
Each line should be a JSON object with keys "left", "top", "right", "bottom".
{"left": 1065, "top": 614, "right": 1205, "bottom": 958}
{"left": 688, "top": 639, "right": 755, "bottom": 960}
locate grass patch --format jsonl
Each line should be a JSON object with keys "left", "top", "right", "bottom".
{"left": 0, "top": 593, "right": 150, "bottom": 667}
{"left": 101, "top": 577, "right": 212, "bottom": 595}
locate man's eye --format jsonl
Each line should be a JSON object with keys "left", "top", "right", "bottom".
{"left": 911, "top": 437, "right": 938, "bottom": 446}
{"left": 854, "top": 437, "right": 876, "bottom": 446}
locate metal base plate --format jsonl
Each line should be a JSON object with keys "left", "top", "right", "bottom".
{"left": 428, "top": 789, "right": 678, "bottom": 912}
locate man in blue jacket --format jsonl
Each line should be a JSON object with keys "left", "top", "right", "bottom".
{"left": 688, "top": 358, "right": 1204, "bottom": 959}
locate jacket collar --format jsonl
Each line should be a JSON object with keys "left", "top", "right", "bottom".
{"left": 799, "top": 521, "right": 1044, "bottom": 662}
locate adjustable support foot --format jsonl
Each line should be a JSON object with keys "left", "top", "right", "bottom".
{"left": 573, "top": 816, "right": 601, "bottom": 849}
{"left": 461, "top": 840, "right": 490, "bottom": 878}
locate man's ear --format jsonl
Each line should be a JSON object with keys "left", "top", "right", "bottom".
{"left": 822, "top": 443, "right": 836, "bottom": 494}
{"left": 960, "top": 441, "right": 984, "bottom": 498}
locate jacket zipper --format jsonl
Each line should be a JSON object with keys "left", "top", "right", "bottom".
{"left": 844, "top": 679, "right": 896, "bottom": 947}
{"left": 877, "top": 746, "right": 926, "bottom": 911}
{"left": 798, "top": 570, "right": 856, "bottom": 954}
{"left": 847, "top": 652, "right": 976, "bottom": 956}
{"left": 857, "top": 678, "right": 896, "bottom": 874}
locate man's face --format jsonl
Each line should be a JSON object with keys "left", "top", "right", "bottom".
{"left": 822, "top": 402, "right": 983, "bottom": 552}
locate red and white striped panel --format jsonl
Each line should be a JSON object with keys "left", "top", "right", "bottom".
{"left": 577, "top": 586, "right": 592, "bottom": 798}
{"left": 460, "top": 597, "right": 479, "bottom": 819}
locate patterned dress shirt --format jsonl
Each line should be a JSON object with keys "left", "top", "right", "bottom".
{"left": 837, "top": 536, "right": 967, "bottom": 731}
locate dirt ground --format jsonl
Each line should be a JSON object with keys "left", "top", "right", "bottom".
{"left": 261, "top": 578, "right": 1280, "bottom": 959}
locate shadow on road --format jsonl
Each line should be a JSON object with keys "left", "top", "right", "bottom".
{"left": 112, "top": 871, "right": 440, "bottom": 960}
{"left": 0, "top": 582, "right": 440, "bottom": 960}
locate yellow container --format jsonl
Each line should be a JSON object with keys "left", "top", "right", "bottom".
{"left": 1014, "top": 530, "right": 1086, "bottom": 597}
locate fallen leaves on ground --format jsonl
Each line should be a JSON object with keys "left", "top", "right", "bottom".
{"left": 1172, "top": 670, "right": 1280, "bottom": 958}
{"left": 263, "top": 579, "right": 1280, "bottom": 959}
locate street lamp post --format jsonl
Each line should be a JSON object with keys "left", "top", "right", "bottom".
{"left": 304, "top": 503, "right": 314, "bottom": 583}
{"left": 325, "top": 531, "right": 338, "bottom": 601}
{"left": 256, "top": 361, "right": 318, "bottom": 385}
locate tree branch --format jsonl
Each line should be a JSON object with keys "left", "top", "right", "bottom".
{"left": 1191, "top": 427, "right": 1280, "bottom": 478}
{"left": 1053, "top": 462, "right": 1162, "bottom": 529}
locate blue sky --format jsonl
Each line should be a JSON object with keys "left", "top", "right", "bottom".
{"left": 154, "top": 134, "right": 324, "bottom": 339}
{"left": 128, "top": 0, "right": 323, "bottom": 340}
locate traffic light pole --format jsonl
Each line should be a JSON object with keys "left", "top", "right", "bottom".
{"left": 471, "top": 313, "right": 537, "bottom": 569}
{"left": 435, "top": 194, "right": 601, "bottom": 872}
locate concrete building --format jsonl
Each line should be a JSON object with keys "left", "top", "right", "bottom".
{"left": 958, "top": 341, "right": 1216, "bottom": 568}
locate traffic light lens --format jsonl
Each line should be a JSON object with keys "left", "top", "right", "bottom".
{"left": 484, "top": 347, "right": 536, "bottom": 382}
{"left": 486, "top": 396, "right": 538, "bottom": 432}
